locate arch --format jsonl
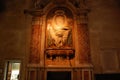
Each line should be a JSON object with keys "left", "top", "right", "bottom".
{"left": 43, "top": 2, "right": 77, "bottom": 18}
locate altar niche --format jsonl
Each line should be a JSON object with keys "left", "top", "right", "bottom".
{"left": 45, "top": 7, "right": 75, "bottom": 66}
{"left": 26, "top": 0, "right": 93, "bottom": 80}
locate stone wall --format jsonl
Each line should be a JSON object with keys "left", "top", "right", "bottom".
{"left": 89, "top": 0, "right": 120, "bottom": 73}
{"left": 0, "top": 0, "right": 31, "bottom": 80}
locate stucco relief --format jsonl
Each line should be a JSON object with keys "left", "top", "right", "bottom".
{"left": 46, "top": 10, "right": 73, "bottom": 48}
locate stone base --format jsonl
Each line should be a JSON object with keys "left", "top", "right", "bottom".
{"left": 26, "top": 66, "right": 93, "bottom": 80}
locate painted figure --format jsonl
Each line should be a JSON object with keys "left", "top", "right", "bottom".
{"left": 47, "top": 10, "right": 72, "bottom": 48}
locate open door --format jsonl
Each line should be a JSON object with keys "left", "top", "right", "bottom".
{"left": 4, "top": 60, "right": 21, "bottom": 80}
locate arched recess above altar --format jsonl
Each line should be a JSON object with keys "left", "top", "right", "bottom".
{"left": 24, "top": 0, "right": 94, "bottom": 80}
{"left": 24, "top": 0, "right": 91, "bottom": 66}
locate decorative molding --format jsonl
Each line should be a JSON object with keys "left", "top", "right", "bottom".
{"left": 29, "top": 17, "right": 42, "bottom": 64}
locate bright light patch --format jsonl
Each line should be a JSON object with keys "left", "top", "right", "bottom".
{"left": 11, "top": 70, "right": 20, "bottom": 80}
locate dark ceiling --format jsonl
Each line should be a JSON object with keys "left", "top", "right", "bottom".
{"left": 0, "top": 0, "right": 120, "bottom": 13}
{"left": 0, "top": 0, "right": 6, "bottom": 12}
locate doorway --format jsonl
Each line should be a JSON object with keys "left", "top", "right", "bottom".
{"left": 47, "top": 71, "right": 71, "bottom": 80}
{"left": 4, "top": 60, "right": 21, "bottom": 80}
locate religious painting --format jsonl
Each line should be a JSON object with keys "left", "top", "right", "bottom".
{"left": 46, "top": 9, "right": 73, "bottom": 49}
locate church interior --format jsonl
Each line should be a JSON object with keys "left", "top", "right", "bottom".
{"left": 0, "top": 0, "right": 120, "bottom": 80}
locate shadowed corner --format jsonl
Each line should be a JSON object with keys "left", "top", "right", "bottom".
{"left": 117, "top": 0, "right": 120, "bottom": 8}
{"left": 0, "top": 0, "right": 6, "bottom": 13}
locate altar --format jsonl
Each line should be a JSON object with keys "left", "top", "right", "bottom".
{"left": 25, "top": 0, "right": 93, "bottom": 80}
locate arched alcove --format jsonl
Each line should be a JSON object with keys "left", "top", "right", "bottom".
{"left": 25, "top": 0, "right": 93, "bottom": 80}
